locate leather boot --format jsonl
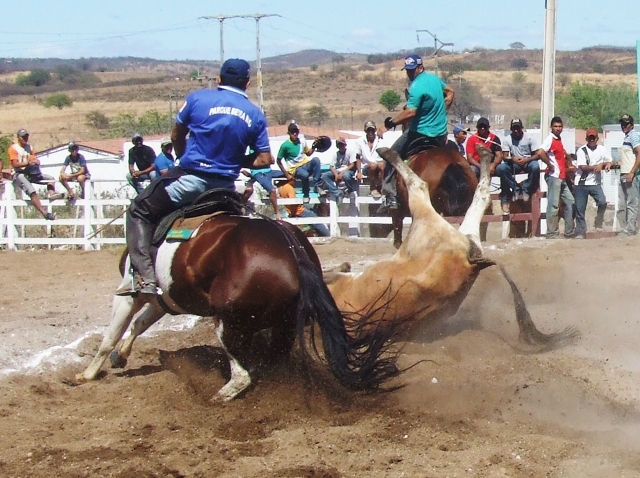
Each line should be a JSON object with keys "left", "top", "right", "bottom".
{"left": 115, "top": 213, "right": 157, "bottom": 296}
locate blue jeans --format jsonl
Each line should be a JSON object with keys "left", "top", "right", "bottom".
{"left": 496, "top": 160, "right": 540, "bottom": 200}
{"left": 297, "top": 208, "right": 330, "bottom": 237}
{"left": 127, "top": 171, "right": 158, "bottom": 195}
{"left": 164, "top": 172, "right": 235, "bottom": 205}
{"left": 294, "top": 158, "right": 322, "bottom": 197}
{"left": 573, "top": 184, "right": 607, "bottom": 236}
{"left": 251, "top": 169, "right": 285, "bottom": 193}
{"left": 545, "top": 175, "right": 575, "bottom": 237}
{"left": 617, "top": 176, "right": 639, "bottom": 235}
{"left": 321, "top": 169, "right": 357, "bottom": 197}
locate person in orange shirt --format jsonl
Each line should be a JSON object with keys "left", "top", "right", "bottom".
{"left": 9, "top": 129, "right": 64, "bottom": 220}
{"left": 277, "top": 177, "right": 330, "bottom": 237}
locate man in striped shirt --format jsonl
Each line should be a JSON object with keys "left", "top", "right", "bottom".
{"left": 615, "top": 114, "right": 640, "bottom": 236}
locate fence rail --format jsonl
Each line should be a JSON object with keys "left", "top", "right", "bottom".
{"left": 0, "top": 178, "right": 551, "bottom": 250}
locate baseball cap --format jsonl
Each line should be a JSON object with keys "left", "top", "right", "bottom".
{"left": 510, "top": 118, "right": 523, "bottom": 128}
{"left": 220, "top": 58, "right": 250, "bottom": 81}
{"left": 452, "top": 124, "right": 468, "bottom": 134}
{"left": 336, "top": 137, "right": 347, "bottom": 146}
{"left": 586, "top": 128, "right": 599, "bottom": 139}
{"left": 364, "top": 120, "right": 376, "bottom": 131}
{"left": 287, "top": 122, "right": 299, "bottom": 133}
{"left": 476, "top": 117, "right": 490, "bottom": 129}
{"left": 160, "top": 137, "right": 172, "bottom": 147}
{"left": 17, "top": 128, "right": 29, "bottom": 137}
{"left": 619, "top": 114, "right": 634, "bottom": 125}
{"left": 402, "top": 54, "right": 423, "bottom": 71}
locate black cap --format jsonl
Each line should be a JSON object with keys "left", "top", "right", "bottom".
{"left": 287, "top": 122, "right": 299, "bottom": 133}
{"left": 620, "top": 114, "right": 634, "bottom": 125}
{"left": 510, "top": 118, "right": 523, "bottom": 128}
{"left": 476, "top": 117, "right": 490, "bottom": 128}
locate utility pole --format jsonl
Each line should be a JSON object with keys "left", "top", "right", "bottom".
{"left": 237, "top": 13, "right": 280, "bottom": 113}
{"left": 416, "top": 29, "right": 454, "bottom": 77}
{"left": 200, "top": 14, "right": 247, "bottom": 64}
{"left": 541, "top": 0, "right": 557, "bottom": 134}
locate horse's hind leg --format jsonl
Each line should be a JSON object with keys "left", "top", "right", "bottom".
{"left": 76, "top": 295, "right": 145, "bottom": 382}
{"left": 110, "top": 299, "right": 166, "bottom": 369}
{"left": 213, "top": 321, "right": 253, "bottom": 402}
{"left": 459, "top": 147, "right": 493, "bottom": 252}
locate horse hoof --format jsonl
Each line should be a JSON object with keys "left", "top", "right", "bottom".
{"left": 74, "top": 373, "right": 88, "bottom": 384}
{"left": 109, "top": 350, "right": 127, "bottom": 369}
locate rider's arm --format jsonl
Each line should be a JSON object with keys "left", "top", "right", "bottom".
{"left": 443, "top": 85, "right": 455, "bottom": 110}
{"left": 243, "top": 151, "right": 272, "bottom": 169}
{"left": 171, "top": 123, "right": 189, "bottom": 159}
{"left": 387, "top": 107, "right": 416, "bottom": 130}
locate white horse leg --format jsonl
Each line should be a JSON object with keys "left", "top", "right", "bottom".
{"left": 459, "top": 147, "right": 493, "bottom": 252}
{"left": 212, "top": 321, "right": 251, "bottom": 402}
{"left": 76, "top": 294, "right": 146, "bottom": 382}
{"left": 110, "top": 299, "right": 166, "bottom": 368}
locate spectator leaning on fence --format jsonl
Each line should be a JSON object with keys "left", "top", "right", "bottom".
{"left": 615, "top": 114, "right": 640, "bottom": 237}
{"left": 500, "top": 118, "right": 542, "bottom": 203}
{"left": 9, "top": 129, "right": 64, "bottom": 220}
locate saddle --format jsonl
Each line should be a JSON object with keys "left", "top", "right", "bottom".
{"left": 405, "top": 137, "right": 441, "bottom": 157}
{"left": 152, "top": 189, "right": 244, "bottom": 245}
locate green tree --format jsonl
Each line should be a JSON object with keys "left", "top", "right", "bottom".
{"left": 0, "top": 133, "right": 13, "bottom": 169}
{"left": 510, "top": 41, "right": 526, "bottom": 50}
{"left": 15, "top": 69, "right": 51, "bottom": 87}
{"left": 86, "top": 110, "right": 110, "bottom": 130}
{"left": 556, "top": 82, "right": 638, "bottom": 129}
{"left": 307, "top": 105, "right": 329, "bottom": 126}
{"left": 44, "top": 93, "right": 73, "bottom": 109}
{"left": 379, "top": 90, "right": 402, "bottom": 111}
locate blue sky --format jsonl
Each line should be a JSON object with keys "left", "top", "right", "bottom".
{"left": 1, "top": 0, "right": 639, "bottom": 61}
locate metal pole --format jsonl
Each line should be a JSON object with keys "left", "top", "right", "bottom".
{"left": 636, "top": 40, "right": 640, "bottom": 117}
{"left": 219, "top": 17, "right": 224, "bottom": 63}
{"left": 255, "top": 17, "right": 263, "bottom": 112}
{"left": 416, "top": 29, "right": 453, "bottom": 77}
{"left": 541, "top": 0, "right": 557, "bottom": 134}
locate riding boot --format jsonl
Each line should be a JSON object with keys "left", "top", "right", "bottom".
{"left": 115, "top": 178, "right": 177, "bottom": 296}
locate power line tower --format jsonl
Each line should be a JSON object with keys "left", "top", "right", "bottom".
{"left": 416, "top": 29, "right": 454, "bottom": 77}
{"left": 200, "top": 14, "right": 246, "bottom": 64}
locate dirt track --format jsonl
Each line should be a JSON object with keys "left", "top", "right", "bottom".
{"left": 2, "top": 236, "right": 640, "bottom": 477}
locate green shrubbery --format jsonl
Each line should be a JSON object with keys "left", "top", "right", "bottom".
{"left": 44, "top": 93, "right": 73, "bottom": 109}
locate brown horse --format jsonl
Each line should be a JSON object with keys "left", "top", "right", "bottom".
{"left": 390, "top": 146, "right": 478, "bottom": 248}
{"left": 76, "top": 215, "right": 397, "bottom": 401}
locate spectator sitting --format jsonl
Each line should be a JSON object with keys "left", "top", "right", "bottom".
{"left": 355, "top": 121, "right": 384, "bottom": 198}
{"left": 321, "top": 137, "right": 357, "bottom": 203}
{"left": 154, "top": 138, "right": 176, "bottom": 177}
{"left": 277, "top": 176, "right": 330, "bottom": 237}
{"left": 126, "top": 133, "right": 157, "bottom": 195}
{"left": 9, "top": 128, "right": 63, "bottom": 220}
{"left": 500, "top": 118, "right": 542, "bottom": 203}
{"left": 60, "top": 141, "right": 91, "bottom": 200}
{"left": 449, "top": 123, "right": 469, "bottom": 157}
{"left": 465, "top": 117, "right": 506, "bottom": 211}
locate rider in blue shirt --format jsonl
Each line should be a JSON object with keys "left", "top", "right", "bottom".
{"left": 116, "top": 58, "right": 273, "bottom": 296}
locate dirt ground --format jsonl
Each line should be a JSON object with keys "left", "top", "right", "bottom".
{"left": 2, "top": 234, "right": 640, "bottom": 477}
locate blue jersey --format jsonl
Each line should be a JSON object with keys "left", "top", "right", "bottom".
{"left": 154, "top": 152, "right": 175, "bottom": 176}
{"left": 176, "top": 85, "right": 270, "bottom": 178}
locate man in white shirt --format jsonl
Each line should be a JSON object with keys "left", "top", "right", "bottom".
{"left": 573, "top": 128, "right": 612, "bottom": 238}
{"left": 355, "top": 121, "right": 384, "bottom": 198}
{"left": 615, "top": 114, "right": 640, "bottom": 236}
{"left": 321, "top": 137, "right": 357, "bottom": 203}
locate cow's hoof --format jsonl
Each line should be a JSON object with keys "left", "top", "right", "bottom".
{"left": 74, "top": 373, "right": 88, "bottom": 384}
{"left": 109, "top": 350, "right": 127, "bottom": 369}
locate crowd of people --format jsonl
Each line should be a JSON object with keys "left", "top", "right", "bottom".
{"left": 5, "top": 55, "right": 640, "bottom": 296}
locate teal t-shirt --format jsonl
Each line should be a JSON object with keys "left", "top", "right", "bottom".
{"left": 406, "top": 72, "right": 448, "bottom": 138}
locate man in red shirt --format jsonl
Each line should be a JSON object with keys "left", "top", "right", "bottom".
{"left": 465, "top": 117, "right": 507, "bottom": 211}
{"left": 537, "top": 116, "right": 575, "bottom": 238}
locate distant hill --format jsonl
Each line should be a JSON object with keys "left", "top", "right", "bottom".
{"left": 0, "top": 45, "right": 636, "bottom": 76}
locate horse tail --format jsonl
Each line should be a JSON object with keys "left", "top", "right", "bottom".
{"left": 498, "top": 264, "right": 580, "bottom": 348}
{"left": 277, "top": 224, "right": 398, "bottom": 390}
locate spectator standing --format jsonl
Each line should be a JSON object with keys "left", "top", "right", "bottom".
{"left": 615, "top": 114, "right": 640, "bottom": 236}
{"left": 355, "top": 121, "right": 384, "bottom": 198}
{"left": 116, "top": 58, "right": 272, "bottom": 296}
{"left": 278, "top": 177, "right": 330, "bottom": 237}
{"left": 126, "top": 133, "right": 157, "bottom": 195}
{"left": 276, "top": 122, "right": 325, "bottom": 203}
{"left": 500, "top": 118, "right": 542, "bottom": 203}
{"left": 154, "top": 138, "right": 176, "bottom": 177}
{"left": 465, "top": 117, "right": 506, "bottom": 210}
{"left": 537, "top": 116, "right": 575, "bottom": 239}
{"left": 9, "top": 129, "right": 63, "bottom": 220}
{"left": 379, "top": 54, "right": 454, "bottom": 212}
{"left": 573, "top": 128, "right": 612, "bottom": 238}
{"left": 60, "top": 141, "right": 91, "bottom": 200}
{"left": 322, "top": 137, "right": 357, "bottom": 203}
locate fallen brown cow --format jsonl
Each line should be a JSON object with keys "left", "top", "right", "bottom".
{"left": 327, "top": 146, "right": 577, "bottom": 346}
